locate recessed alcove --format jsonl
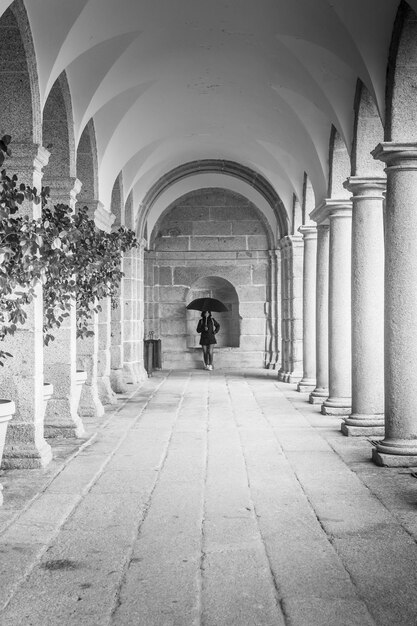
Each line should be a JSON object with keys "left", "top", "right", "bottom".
{"left": 186, "top": 276, "right": 240, "bottom": 349}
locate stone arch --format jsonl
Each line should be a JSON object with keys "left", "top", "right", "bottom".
{"left": 352, "top": 80, "right": 384, "bottom": 176}
{"left": 302, "top": 173, "right": 316, "bottom": 223}
{"left": 76, "top": 119, "right": 99, "bottom": 209}
{"left": 139, "top": 160, "right": 288, "bottom": 245}
{"left": 385, "top": 0, "right": 417, "bottom": 142}
{"left": 111, "top": 173, "right": 125, "bottom": 228}
{"left": 42, "top": 71, "right": 76, "bottom": 182}
{"left": 186, "top": 277, "right": 240, "bottom": 349}
{"left": 145, "top": 187, "right": 271, "bottom": 369}
{"left": 328, "top": 125, "right": 351, "bottom": 199}
{"left": 0, "top": 0, "right": 41, "bottom": 143}
{"left": 125, "top": 189, "right": 135, "bottom": 230}
{"left": 291, "top": 193, "right": 303, "bottom": 234}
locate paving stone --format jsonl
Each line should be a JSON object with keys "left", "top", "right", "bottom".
{"left": 4, "top": 370, "right": 417, "bottom": 625}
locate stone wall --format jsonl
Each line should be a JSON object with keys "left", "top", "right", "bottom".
{"left": 145, "top": 188, "right": 275, "bottom": 369}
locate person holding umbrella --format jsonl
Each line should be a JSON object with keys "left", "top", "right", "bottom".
{"left": 197, "top": 311, "right": 220, "bottom": 370}
{"left": 186, "top": 297, "right": 227, "bottom": 370}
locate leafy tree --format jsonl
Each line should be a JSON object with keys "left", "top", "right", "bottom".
{"left": 0, "top": 135, "right": 139, "bottom": 363}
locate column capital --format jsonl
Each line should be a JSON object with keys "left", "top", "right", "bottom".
{"left": 80, "top": 200, "right": 115, "bottom": 233}
{"left": 138, "top": 237, "right": 147, "bottom": 252}
{"left": 372, "top": 142, "right": 417, "bottom": 170}
{"left": 45, "top": 176, "right": 82, "bottom": 208}
{"left": 344, "top": 176, "right": 386, "bottom": 199}
{"left": 310, "top": 198, "right": 352, "bottom": 224}
{"left": 298, "top": 224, "right": 317, "bottom": 240}
{"left": 9, "top": 142, "right": 50, "bottom": 174}
{"left": 327, "top": 199, "right": 352, "bottom": 220}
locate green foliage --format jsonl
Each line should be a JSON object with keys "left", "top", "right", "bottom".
{"left": 0, "top": 135, "right": 139, "bottom": 363}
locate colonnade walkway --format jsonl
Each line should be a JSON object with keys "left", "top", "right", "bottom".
{"left": 1, "top": 370, "right": 417, "bottom": 625}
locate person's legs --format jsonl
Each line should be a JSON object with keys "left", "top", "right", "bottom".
{"left": 207, "top": 344, "right": 214, "bottom": 367}
{"left": 202, "top": 345, "right": 209, "bottom": 367}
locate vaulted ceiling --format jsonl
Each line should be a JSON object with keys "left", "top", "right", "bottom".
{"left": 1, "top": 0, "right": 407, "bottom": 229}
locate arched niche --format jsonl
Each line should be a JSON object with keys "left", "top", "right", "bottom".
{"left": 76, "top": 118, "right": 99, "bottom": 209}
{"left": 186, "top": 277, "right": 240, "bottom": 349}
{"left": 42, "top": 71, "right": 76, "bottom": 181}
{"left": 111, "top": 172, "right": 125, "bottom": 229}
{"left": 385, "top": 1, "right": 417, "bottom": 142}
{"left": 328, "top": 125, "right": 351, "bottom": 199}
{"left": 0, "top": 0, "right": 41, "bottom": 143}
{"left": 352, "top": 80, "right": 384, "bottom": 176}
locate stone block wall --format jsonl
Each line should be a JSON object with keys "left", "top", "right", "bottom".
{"left": 145, "top": 188, "right": 276, "bottom": 369}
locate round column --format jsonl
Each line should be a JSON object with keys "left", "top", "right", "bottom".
{"left": 297, "top": 226, "right": 317, "bottom": 393}
{"left": 342, "top": 177, "right": 385, "bottom": 436}
{"left": 321, "top": 201, "right": 352, "bottom": 416}
{"left": 309, "top": 224, "right": 330, "bottom": 404}
{"left": 372, "top": 144, "right": 417, "bottom": 466}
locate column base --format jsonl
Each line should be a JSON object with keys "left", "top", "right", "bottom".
{"left": 44, "top": 423, "right": 85, "bottom": 439}
{"left": 372, "top": 439, "right": 417, "bottom": 466}
{"left": 321, "top": 396, "right": 351, "bottom": 416}
{"left": 79, "top": 384, "right": 104, "bottom": 418}
{"left": 97, "top": 377, "right": 118, "bottom": 406}
{"left": 123, "top": 363, "right": 139, "bottom": 384}
{"left": 297, "top": 378, "right": 316, "bottom": 393}
{"left": 110, "top": 369, "right": 128, "bottom": 394}
{"left": 372, "top": 449, "right": 417, "bottom": 467}
{"left": 341, "top": 413, "right": 385, "bottom": 437}
{"left": 2, "top": 433, "right": 52, "bottom": 469}
{"left": 309, "top": 388, "right": 329, "bottom": 404}
{"left": 44, "top": 399, "right": 85, "bottom": 439}
{"left": 135, "top": 362, "right": 148, "bottom": 383}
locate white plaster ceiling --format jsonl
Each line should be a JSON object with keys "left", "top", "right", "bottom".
{"left": 8, "top": 0, "right": 402, "bottom": 224}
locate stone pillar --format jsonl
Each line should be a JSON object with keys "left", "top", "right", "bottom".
{"left": 341, "top": 177, "right": 385, "bottom": 436}
{"left": 77, "top": 201, "right": 114, "bottom": 417}
{"left": 110, "top": 272, "right": 128, "bottom": 394}
{"left": 135, "top": 241, "right": 147, "bottom": 381}
{"left": 278, "top": 240, "right": 290, "bottom": 381}
{"left": 321, "top": 200, "right": 353, "bottom": 416}
{"left": 0, "top": 144, "right": 52, "bottom": 468}
{"left": 309, "top": 223, "right": 330, "bottom": 404}
{"left": 371, "top": 144, "right": 417, "bottom": 465}
{"left": 278, "top": 237, "right": 292, "bottom": 383}
{"left": 289, "top": 234, "right": 304, "bottom": 383}
{"left": 43, "top": 177, "right": 85, "bottom": 438}
{"left": 77, "top": 310, "right": 104, "bottom": 419}
{"left": 97, "top": 296, "right": 117, "bottom": 405}
{"left": 122, "top": 246, "right": 139, "bottom": 383}
{"left": 266, "top": 249, "right": 279, "bottom": 369}
{"left": 297, "top": 226, "right": 317, "bottom": 392}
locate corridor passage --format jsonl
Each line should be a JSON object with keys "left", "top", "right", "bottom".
{"left": 1, "top": 370, "right": 417, "bottom": 625}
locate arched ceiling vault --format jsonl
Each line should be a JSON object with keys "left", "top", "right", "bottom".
{"left": 1, "top": 0, "right": 402, "bottom": 222}
{"left": 139, "top": 160, "right": 287, "bottom": 247}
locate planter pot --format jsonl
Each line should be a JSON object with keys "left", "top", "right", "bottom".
{"left": 75, "top": 370, "right": 87, "bottom": 414}
{"left": 0, "top": 399, "right": 16, "bottom": 506}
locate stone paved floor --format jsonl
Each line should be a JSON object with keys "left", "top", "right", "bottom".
{"left": 1, "top": 370, "right": 417, "bottom": 625}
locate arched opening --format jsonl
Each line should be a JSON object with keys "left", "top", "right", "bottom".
{"left": 76, "top": 119, "right": 99, "bottom": 212}
{"left": 0, "top": 0, "right": 41, "bottom": 144}
{"left": 145, "top": 186, "right": 272, "bottom": 369}
{"left": 42, "top": 72, "right": 76, "bottom": 186}
{"left": 186, "top": 276, "right": 240, "bottom": 349}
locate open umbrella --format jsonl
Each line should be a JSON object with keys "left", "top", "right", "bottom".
{"left": 186, "top": 297, "right": 228, "bottom": 313}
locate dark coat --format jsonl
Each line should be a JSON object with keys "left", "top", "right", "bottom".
{"left": 197, "top": 317, "right": 220, "bottom": 345}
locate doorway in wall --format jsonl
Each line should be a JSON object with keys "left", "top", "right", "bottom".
{"left": 186, "top": 276, "right": 240, "bottom": 348}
